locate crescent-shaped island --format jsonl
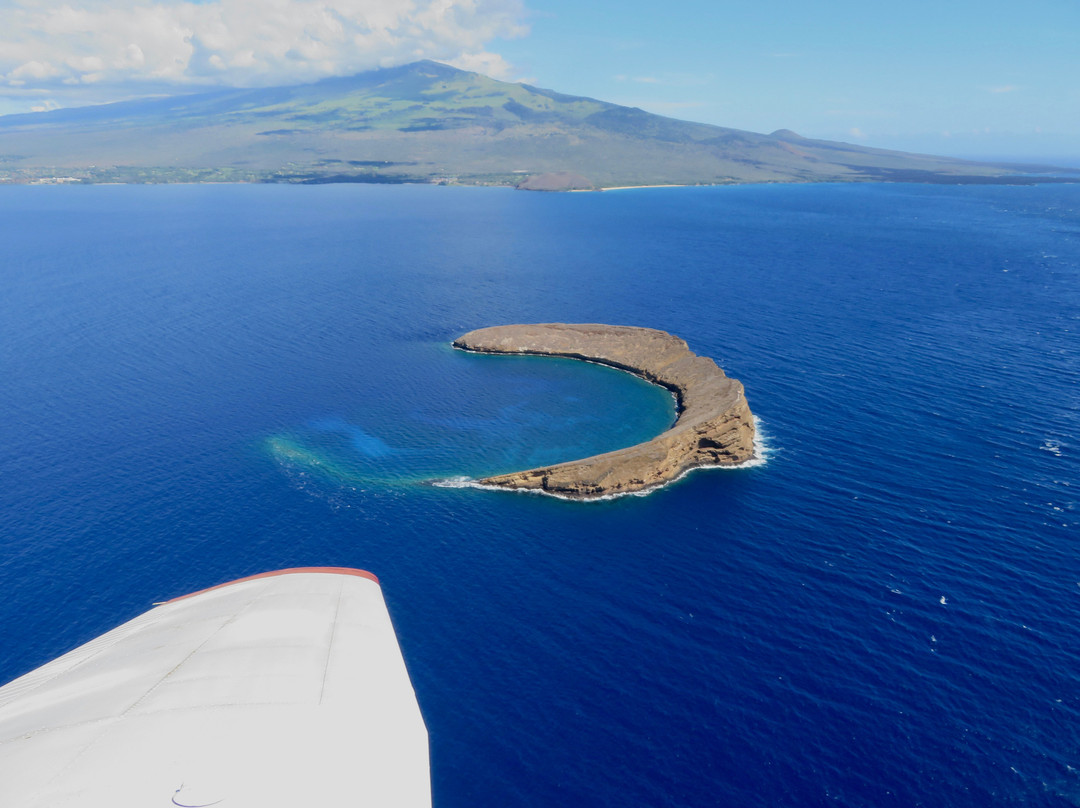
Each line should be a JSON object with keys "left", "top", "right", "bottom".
{"left": 452, "top": 323, "right": 756, "bottom": 499}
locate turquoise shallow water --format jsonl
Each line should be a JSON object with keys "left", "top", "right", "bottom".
{"left": 0, "top": 182, "right": 1078, "bottom": 806}
{"left": 266, "top": 349, "right": 676, "bottom": 490}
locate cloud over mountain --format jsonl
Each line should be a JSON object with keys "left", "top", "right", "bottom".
{"left": 0, "top": 0, "right": 526, "bottom": 94}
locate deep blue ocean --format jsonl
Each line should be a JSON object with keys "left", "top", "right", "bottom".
{"left": 1, "top": 181, "right": 1077, "bottom": 806}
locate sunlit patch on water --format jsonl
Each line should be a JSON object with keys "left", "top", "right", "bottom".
{"left": 265, "top": 435, "right": 364, "bottom": 484}
{"left": 1040, "top": 438, "right": 1063, "bottom": 457}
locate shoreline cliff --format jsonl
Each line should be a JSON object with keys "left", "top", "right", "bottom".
{"left": 452, "top": 323, "right": 756, "bottom": 499}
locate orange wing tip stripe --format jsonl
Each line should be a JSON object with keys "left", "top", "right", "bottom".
{"left": 161, "top": 567, "right": 381, "bottom": 604}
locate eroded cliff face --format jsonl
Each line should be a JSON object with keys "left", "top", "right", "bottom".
{"left": 452, "top": 323, "right": 755, "bottom": 499}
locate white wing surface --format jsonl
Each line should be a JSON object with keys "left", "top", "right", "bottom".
{"left": 0, "top": 567, "right": 430, "bottom": 807}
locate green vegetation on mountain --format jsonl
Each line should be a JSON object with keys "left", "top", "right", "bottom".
{"left": 0, "top": 61, "right": 1071, "bottom": 188}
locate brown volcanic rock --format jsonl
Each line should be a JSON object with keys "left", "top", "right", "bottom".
{"left": 452, "top": 323, "right": 755, "bottom": 498}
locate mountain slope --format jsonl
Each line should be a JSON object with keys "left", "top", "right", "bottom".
{"left": 0, "top": 61, "right": 1068, "bottom": 187}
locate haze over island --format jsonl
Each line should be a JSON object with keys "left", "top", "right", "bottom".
{"left": 0, "top": 0, "right": 1075, "bottom": 175}
{"left": 0, "top": 61, "right": 1074, "bottom": 188}
{"left": 0, "top": 1, "right": 1071, "bottom": 181}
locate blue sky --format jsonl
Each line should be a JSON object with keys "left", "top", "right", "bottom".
{"left": 0, "top": 0, "right": 1075, "bottom": 161}
{"left": 496, "top": 0, "right": 1079, "bottom": 161}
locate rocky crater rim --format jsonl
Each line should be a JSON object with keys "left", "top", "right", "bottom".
{"left": 451, "top": 323, "right": 756, "bottom": 499}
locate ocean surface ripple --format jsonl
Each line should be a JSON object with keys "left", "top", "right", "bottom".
{"left": 0, "top": 182, "right": 1077, "bottom": 807}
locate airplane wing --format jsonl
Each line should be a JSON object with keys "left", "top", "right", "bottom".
{"left": 0, "top": 567, "right": 430, "bottom": 807}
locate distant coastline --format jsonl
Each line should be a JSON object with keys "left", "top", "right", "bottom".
{"left": 598, "top": 184, "right": 689, "bottom": 191}
{"left": 2, "top": 61, "right": 1076, "bottom": 190}
{"left": 452, "top": 323, "right": 756, "bottom": 499}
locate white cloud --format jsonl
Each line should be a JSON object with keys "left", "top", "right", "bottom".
{"left": 10, "top": 59, "right": 59, "bottom": 80}
{"left": 0, "top": 0, "right": 528, "bottom": 93}
{"left": 989, "top": 84, "right": 1018, "bottom": 94}
{"left": 447, "top": 50, "right": 516, "bottom": 80}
